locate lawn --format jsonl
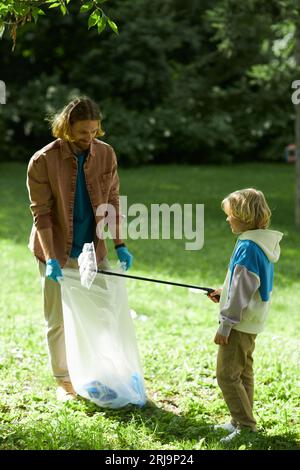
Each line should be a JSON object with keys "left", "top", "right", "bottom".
{"left": 0, "top": 161, "right": 299, "bottom": 451}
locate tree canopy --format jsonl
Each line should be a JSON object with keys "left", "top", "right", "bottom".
{"left": 0, "top": 0, "right": 117, "bottom": 47}
{"left": 0, "top": 0, "right": 298, "bottom": 168}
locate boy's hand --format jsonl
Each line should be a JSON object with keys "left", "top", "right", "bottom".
{"left": 208, "top": 288, "right": 222, "bottom": 303}
{"left": 214, "top": 332, "right": 228, "bottom": 345}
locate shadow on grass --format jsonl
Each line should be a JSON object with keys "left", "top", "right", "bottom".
{"left": 67, "top": 397, "right": 216, "bottom": 447}
{"left": 213, "top": 429, "right": 300, "bottom": 451}
{"left": 65, "top": 397, "right": 300, "bottom": 450}
{"left": 0, "top": 398, "right": 209, "bottom": 450}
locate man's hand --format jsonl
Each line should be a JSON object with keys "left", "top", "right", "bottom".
{"left": 214, "top": 332, "right": 229, "bottom": 345}
{"left": 116, "top": 245, "right": 133, "bottom": 271}
{"left": 46, "top": 259, "right": 64, "bottom": 282}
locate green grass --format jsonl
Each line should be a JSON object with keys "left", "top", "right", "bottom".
{"left": 0, "top": 162, "right": 299, "bottom": 450}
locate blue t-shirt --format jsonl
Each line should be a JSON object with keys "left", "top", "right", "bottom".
{"left": 70, "top": 153, "right": 95, "bottom": 257}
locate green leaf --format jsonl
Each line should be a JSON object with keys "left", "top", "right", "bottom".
{"left": 31, "top": 8, "right": 45, "bottom": 24}
{"left": 0, "top": 6, "right": 10, "bottom": 15}
{"left": 80, "top": 2, "right": 93, "bottom": 14}
{"left": 88, "top": 10, "right": 101, "bottom": 29}
{"left": 0, "top": 20, "right": 5, "bottom": 39}
{"left": 107, "top": 18, "right": 118, "bottom": 35}
{"left": 48, "top": 2, "right": 61, "bottom": 9}
{"left": 60, "top": 4, "right": 67, "bottom": 15}
{"left": 97, "top": 16, "right": 106, "bottom": 34}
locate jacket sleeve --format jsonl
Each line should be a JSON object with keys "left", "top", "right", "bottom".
{"left": 107, "top": 148, "right": 122, "bottom": 238}
{"left": 26, "top": 154, "right": 53, "bottom": 230}
{"left": 218, "top": 264, "right": 260, "bottom": 337}
{"left": 107, "top": 149, "right": 120, "bottom": 210}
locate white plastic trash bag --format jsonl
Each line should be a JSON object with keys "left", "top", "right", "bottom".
{"left": 60, "top": 267, "right": 146, "bottom": 408}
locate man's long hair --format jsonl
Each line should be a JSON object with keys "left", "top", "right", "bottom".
{"left": 51, "top": 96, "right": 105, "bottom": 142}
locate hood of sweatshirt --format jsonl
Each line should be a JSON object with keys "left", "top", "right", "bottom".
{"left": 238, "top": 229, "right": 283, "bottom": 263}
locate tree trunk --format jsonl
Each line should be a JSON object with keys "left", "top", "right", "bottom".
{"left": 295, "top": 23, "right": 300, "bottom": 228}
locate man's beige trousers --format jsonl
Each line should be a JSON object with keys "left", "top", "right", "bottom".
{"left": 38, "top": 257, "right": 110, "bottom": 379}
{"left": 38, "top": 258, "right": 78, "bottom": 379}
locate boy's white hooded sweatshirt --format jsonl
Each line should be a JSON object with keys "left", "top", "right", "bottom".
{"left": 218, "top": 229, "right": 283, "bottom": 337}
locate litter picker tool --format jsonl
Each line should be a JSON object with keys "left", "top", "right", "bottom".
{"left": 78, "top": 242, "right": 219, "bottom": 299}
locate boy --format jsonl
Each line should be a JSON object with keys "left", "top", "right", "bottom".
{"left": 208, "top": 188, "right": 283, "bottom": 442}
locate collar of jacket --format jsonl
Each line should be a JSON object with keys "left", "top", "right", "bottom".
{"left": 59, "top": 138, "right": 97, "bottom": 160}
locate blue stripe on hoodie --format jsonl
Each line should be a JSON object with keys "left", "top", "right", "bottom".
{"left": 229, "top": 239, "right": 274, "bottom": 302}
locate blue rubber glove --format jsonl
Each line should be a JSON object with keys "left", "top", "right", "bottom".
{"left": 46, "top": 259, "right": 64, "bottom": 282}
{"left": 116, "top": 246, "right": 133, "bottom": 271}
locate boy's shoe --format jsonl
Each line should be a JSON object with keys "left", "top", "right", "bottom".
{"left": 213, "top": 422, "right": 237, "bottom": 434}
{"left": 219, "top": 427, "right": 256, "bottom": 444}
{"left": 56, "top": 380, "right": 77, "bottom": 402}
{"left": 220, "top": 428, "right": 241, "bottom": 443}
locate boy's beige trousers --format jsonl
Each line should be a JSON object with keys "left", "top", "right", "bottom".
{"left": 216, "top": 329, "right": 258, "bottom": 431}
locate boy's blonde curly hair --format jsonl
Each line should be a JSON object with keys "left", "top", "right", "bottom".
{"left": 221, "top": 188, "right": 271, "bottom": 230}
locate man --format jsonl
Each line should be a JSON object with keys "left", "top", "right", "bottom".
{"left": 27, "top": 97, "right": 133, "bottom": 401}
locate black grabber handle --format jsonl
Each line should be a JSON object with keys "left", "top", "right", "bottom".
{"left": 97, "top": 269, "right": 219, "bottom": 299}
